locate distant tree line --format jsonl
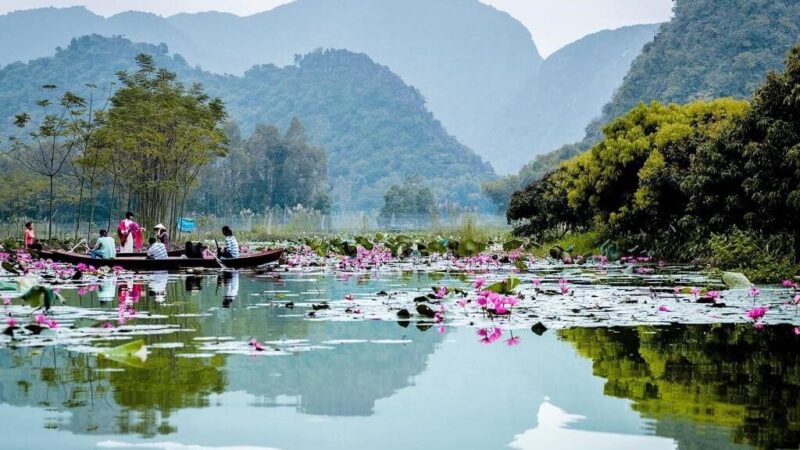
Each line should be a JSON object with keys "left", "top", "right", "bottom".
{"left": 190, "top": 118, "right": 330, "bottom": 217}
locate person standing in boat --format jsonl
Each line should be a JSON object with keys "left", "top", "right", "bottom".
{"left": 153, "top": 223, "right": 170, "bottom": 248}
{"left": 218, "top": 226, "right": 240, "bottom": 259}
{"left": 118, "top": 212, "right": 142, "bottom": 253}
{"left": 90, "top": 229, "right": 117, "bottom": 260}
{"left": 146, "top": 237, "right": 169, "bottom": 260}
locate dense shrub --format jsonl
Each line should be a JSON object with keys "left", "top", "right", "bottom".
{"left": 509, "top": 44, "right": 800, "bottom": 273}
{"left": 706, "top": 230, "right": 797, "bottom": 283}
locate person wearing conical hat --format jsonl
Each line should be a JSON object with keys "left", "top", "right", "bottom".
{"left": 153, "top": 223, "right": 170, "bottom": 248}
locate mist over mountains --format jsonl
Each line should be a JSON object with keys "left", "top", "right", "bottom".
{"left": 0, "top": 0, "right": 658, "bottom": 174}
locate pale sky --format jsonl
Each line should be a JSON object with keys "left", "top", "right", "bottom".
{"left": 0, "top": 0, "right": 674, "bottom": 56}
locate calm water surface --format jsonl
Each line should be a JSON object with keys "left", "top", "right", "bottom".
{"left": 1, "top": 271, "right": 798, "bottom": 450}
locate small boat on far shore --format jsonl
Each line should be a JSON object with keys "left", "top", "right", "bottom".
{"left": 38, "top": 248, "right": 284, "bottom": 271}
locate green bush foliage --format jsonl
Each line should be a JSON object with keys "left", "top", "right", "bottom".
{"left": 707, "top": 230, "right": 797, "bottom": 283}
{"left": 509, "top": 44, "right": 800, "bottom": 272}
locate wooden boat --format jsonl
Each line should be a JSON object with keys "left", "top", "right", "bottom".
{"left": 38, "top": 249, "right": 284, "bottom": 271}
{"left": 117, "top": 250, "right": 185, "bottom": 257}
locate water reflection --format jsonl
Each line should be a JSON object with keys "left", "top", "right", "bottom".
{"left": 1, "top": 271, "right": 800, "bottom": 450}
{"left": 559, "top": 324, "right": 800, "bottom": 450}
{"left": 148, "top": 271, "right": 169, "bottom": 302}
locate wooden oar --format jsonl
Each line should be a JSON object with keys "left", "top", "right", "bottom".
{"left": 212, "top": 239, "right": 227, "bottom": 269}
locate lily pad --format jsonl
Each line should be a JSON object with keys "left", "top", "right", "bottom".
{"left": 722, "top": 271, "right": 752, "bottom": 289}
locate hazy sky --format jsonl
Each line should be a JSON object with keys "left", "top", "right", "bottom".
{"left": 0, "top": 0, "right": 674, "bottom": 56}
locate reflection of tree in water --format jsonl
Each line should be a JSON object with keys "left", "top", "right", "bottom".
{"left": 0, "top": 345, "right": 226, "bottom": 438}
{"left": 558, "top": 324, "right": 800, "bottom": 450}
{"left": 0, "top": 273, "right": 444, "bottom": 436}
{"left": 0, "top": 285, "right": 228, "bottom": 439}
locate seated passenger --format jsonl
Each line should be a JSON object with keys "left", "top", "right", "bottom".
{"left": 146, "top": 237, "right": 168, "bottom": 260}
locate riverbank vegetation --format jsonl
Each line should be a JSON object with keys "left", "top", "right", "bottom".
{"left": 508, "top": 45, "right": 800, "bottom": 281}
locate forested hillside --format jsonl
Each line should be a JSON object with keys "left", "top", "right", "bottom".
{"left": 503, "top": 0, "right": 800, "bottom": 209}
{"left": 508, "top": 44, "right": 800, "bottom": 280}
{"left": 589, "top": 0, "right": 800, "bottom": 140}
{"left": 0, "top": 1, "right": 541, "bottom": 172}
{"left": 0, "top": 35, "right": 495, "bottom": 211}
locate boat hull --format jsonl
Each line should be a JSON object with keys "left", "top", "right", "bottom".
{"left": 38, "top": 249, "right": 284, "bottom": 271}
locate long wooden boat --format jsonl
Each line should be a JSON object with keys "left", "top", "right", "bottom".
{"left": 38, "top": 249, "right": 284, "bottom": 271}
{"left": 117, "top": 250, "right": 185, "bottom": 257}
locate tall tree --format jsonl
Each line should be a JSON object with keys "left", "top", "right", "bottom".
{"left": 100, "top": 54, "right": 227, "bottom": 234}
{"left": 8, "top": 85, "right": 86, "bottom": 239}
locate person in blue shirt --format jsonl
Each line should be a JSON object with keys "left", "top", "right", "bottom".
{"left": 90, "top": 230, "right": 117, "bottom": 260}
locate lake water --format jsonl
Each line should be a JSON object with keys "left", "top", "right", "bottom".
{"left": 1, "top": 268, "right": 799, "bottom": 450}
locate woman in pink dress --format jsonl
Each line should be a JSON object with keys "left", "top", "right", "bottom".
{"left": 117, "top": 211, "right": 142, "bottom": 253}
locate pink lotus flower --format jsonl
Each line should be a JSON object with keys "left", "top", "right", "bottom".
{"left": 672, "top": 287, "right": 681, "bottom": 294}
{"left": 794, "top": 327, "right": 800, "bottom": 335}
{"left": 658, "top": 305, "right": 670, "bottom": 312}
{"left": 794, "top": 294, "right": 800, "bottom": 305}
{"left": 783, "top": 279, "right": 795, "bottom": 288}
{"left": 457, "top": 299, "right": 468, "bottom": 309}
{"left": 472, "top": 277, "right": 486, "bottom": 291}
{"left": 560, "top": 284, "right": 570, "bottom": 295}
{"left": 6, "top": 318, "right": 17, "bottom": 328}
{"left": 344, "top": 294, "right": 354, "bottom": 301}
{"left": 505, "top": 336, "right": 521, "bottom": 346}
{"left": 489, "top": 327, "right": 503, "bottom": 342}
{"left": 749, "top": 287, "right": 761, "bottom": 298}
{"left": 47, "top": 319, "right": 58, "bottom": 329}
{"left": 707, "top": 290, "right": 720, "bottom": 300}
{"left": 495, "top": 306, "right": 509, "bottom": 315}
{"left": 103, "top": 322, "right": 113, "bottom": 329}
{"left": 249, "top": 338, "right": 265, "bottom": 351}
{"left": 532, "top": 278, "right": 542, "bottom": 288}
{"left": 690, "top": 287, "right": 700, "bottom": 298}
{"left": 438, "top": 325, "right": 446, "bottom": 334}
{"left": 477, "top": 328, "right": 492, "bottom": 344}
{"left": 559, "top": 278, "right": 568, "bottom": 285}
{"left": 747, "top": 306, "right": 768, "bottom": 320}
{"left": 35, "top": 314, "right": 47, "bottom": 324}
{"left": 435, "top": 287, "right": 447, "bottom": 299}
{"left": 477, "top": 327, "right": 503, "bottom": 344}
{"left": 2, "top": 295, "right": 10, "bottom": 306}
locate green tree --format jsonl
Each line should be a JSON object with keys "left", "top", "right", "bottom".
{"left": 100, "top": 54, "right": 227, "bottom": 235}
{"left": 378, "top": 176, "right": 437, "bottom": 227}
{"left": 191, "top": 118, "right": 329, "bottom": 216}
{"left": 8, "top": 85, "right": 86, "bottom": 239}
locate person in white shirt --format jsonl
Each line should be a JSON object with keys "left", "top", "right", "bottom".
{"left": 146, "top": 237, "right": 168, "bottom": 260}
{"left": 218, "top": 226, "right": 240, "bottom": 259}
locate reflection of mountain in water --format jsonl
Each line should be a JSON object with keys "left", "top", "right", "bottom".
{"left": 225, "top": 322, "right": 442, "bottom": 416}
{"left": 201, "top": 272, "right": 445, "bottom": 417}
{"left": 559, "top": 324, "right": 800, "bottom": 450}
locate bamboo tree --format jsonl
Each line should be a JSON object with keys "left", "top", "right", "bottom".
{"left": 7, "top": 85, "right": 86, "bottom": 239}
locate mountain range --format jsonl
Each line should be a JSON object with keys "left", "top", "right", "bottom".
{"left": 0, "top": 1, "right": 659, "bottom": 173}
{"left": 0, "top": 35, "right": 495, "bottom": 211}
